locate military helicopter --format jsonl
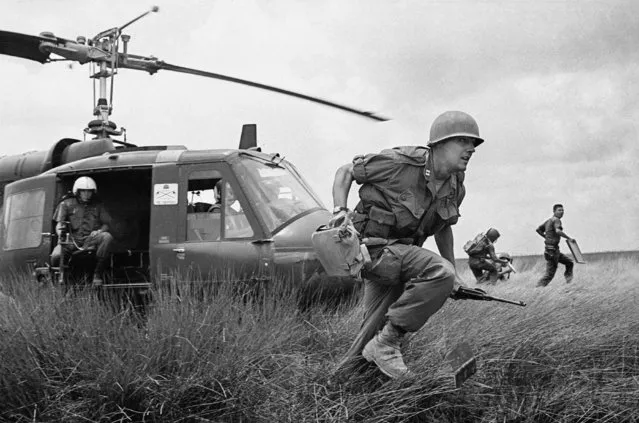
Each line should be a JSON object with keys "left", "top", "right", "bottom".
{"left": 0, "top": 6, "right": 388, "bottom": 296}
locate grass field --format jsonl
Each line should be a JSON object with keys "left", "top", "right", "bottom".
{"left": 1, "top": 251, "right": 638, "bottom": 422}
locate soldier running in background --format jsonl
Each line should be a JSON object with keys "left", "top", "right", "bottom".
{"left": 464, "top": 228, "right": 511, "bottom": 283}
{"left": 536, "top": 203, "right": 574, "bottom": 286}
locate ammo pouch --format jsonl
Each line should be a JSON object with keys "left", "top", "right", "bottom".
{"left": 354, "top": 205, "right": 396, "bottom": 239}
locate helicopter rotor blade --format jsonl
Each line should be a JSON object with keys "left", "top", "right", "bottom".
{"left": 0, "top": 29, "right": 391, "bottom": 122}
{"left": 0, "top": 30, "right": 53, "bottom": 63}
{"left": 154, "top": 62, "right": 390, "bottom": 122}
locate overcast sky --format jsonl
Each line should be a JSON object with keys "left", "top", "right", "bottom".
{"left": 1, "top": 0, "right": 638, "bottom": 257}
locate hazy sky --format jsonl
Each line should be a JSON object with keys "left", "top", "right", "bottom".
{"left": 1, "top": 0, "right": 638, "bottom": 257}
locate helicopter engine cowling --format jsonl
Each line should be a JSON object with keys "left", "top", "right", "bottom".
{"left": 59, "top": 138, "right": 115, "bottom": 164}
{"left": 0, "top": 138, "right": 118, "bottom": 186}
{"left": 0, "top": 149, "right": 49, "bottom": 185}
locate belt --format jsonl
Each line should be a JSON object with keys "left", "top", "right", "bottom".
{"left": 361, "top": 237, "right": 414, "bottom": 247}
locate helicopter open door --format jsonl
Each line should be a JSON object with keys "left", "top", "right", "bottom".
{"left": 0, "top": 173, "right": 59, "bottom": 278}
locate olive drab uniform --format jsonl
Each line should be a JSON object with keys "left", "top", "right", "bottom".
{"left": 337, "top": 145, "right": 465, "bottom": 372}
{"left": 51, "top": 196, "right": 114, "bottom": 273}
{"left": 537, "top": 216, "right": 573, "bottom": 286}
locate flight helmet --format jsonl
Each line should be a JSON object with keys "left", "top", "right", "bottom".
{"left": 73, "top": 176, "right": 98, "bottom": 195}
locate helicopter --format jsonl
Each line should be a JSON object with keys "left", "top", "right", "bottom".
{"left": 0, "top": 6, "right": 389, "bottom": 298}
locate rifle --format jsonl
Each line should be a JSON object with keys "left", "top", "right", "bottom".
{"left": 453, "top": 286, "right": 526, "bottom": 307}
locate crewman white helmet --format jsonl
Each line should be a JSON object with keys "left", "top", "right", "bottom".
{"left": 73, "top": 176, "right": 98, "bottom": 195}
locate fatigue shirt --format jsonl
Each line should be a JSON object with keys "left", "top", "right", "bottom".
{"left": 55, "top": 197, "right": 110, "bottom": 242}
{"left": 540, "top": 217, "right": 562, "bottom": 247}
{"left": 351, "top": 145, "right": 465, "bottom": 247}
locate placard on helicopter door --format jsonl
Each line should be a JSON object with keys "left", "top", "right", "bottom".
{"left": 153, "top": 183, "right": 178, "bottom": 205}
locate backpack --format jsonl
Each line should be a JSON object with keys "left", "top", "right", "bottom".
{"left": 463, "top": 233, "right": 487, "bottom": 255}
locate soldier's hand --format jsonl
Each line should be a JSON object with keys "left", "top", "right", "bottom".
{"left": 328, "top": 210, "right": 350, "bottom": 228}
{"left": 450, "top": 285, "right": 462, "bottom": 299}
{"left": 450, "top": 285, "right": 468, "bottom": 300}
{"left": 450, "top": 276, "right": 467, "bottom": 300}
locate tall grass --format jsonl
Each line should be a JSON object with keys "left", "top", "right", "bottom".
{"left": 1, "top": 253, "right": 638, "bottom": 422}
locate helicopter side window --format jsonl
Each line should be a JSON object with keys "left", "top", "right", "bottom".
{"left": 3, "top": 189, "right": 46, "bottom": 250}
{"left": 186, "top": 178, "right": 222, "bottom": 242}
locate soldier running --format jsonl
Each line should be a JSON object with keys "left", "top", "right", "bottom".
{"left": 330, "top": 111, "right": 485, "bottom": 379}
{"left": 536, "top": 204, "right": 574, "bottom": 286}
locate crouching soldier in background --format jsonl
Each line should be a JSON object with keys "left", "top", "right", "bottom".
{"left": 51, "top": 176, "right": 113, "bottom": 287}
{"left": 330, "top": 111, "right": 485, "bottom": 379}
{"left": 464, "top": 228, "right": 512, "bottom": 283}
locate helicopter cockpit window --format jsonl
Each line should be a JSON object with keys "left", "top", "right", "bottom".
{"left": 3, "top": 189, "right": 46, "bottom": 250}
{"left": 186, "top": 178, "right": 222, "bottom": 242}
{"left": 220, "top": 181, "right": 253, "bottom": 239}
{"left": 235, "top": 159, "right": 322, "bottom": 232}
{"left": 186, "top": 178, "right": 253, "bottom": 241}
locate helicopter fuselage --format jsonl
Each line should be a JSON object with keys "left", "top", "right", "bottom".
{"left": 0, "top": 139, "right": 347, "bottom": 296}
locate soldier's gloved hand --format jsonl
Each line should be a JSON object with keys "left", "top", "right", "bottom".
{"left": 328, "top": 210, "right": 350, "bottom": 228}
{"left": 89, "top": 229, "right": 103, "bottom": 237}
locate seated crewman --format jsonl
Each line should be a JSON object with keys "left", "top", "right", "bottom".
{"left": 52, "top": 176, "right": 113, "bottom": 286}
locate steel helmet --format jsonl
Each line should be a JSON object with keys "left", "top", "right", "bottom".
{"left": 428, "top": 111, "right": 484, "bottom": 147}
{"left": 486, "top": 227, "right": 500, "bottom": 242}
{"left": 497, "top": 252, "right": 512, "bottom": 262}
{"left": 73, "top": 176, "right": 98, "bottom": 195}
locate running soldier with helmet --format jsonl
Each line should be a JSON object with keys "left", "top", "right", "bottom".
{"left": 51, "top": 176, "right": 113, "bottom": 286}
{"left": 330, "top": 111, "right": 485, "bottom": 379}
{"left": 464, "top": 228, "right": 511, "bottom": 283}
{"left": 536, "top": 204, "right": 574, "bottom": 286}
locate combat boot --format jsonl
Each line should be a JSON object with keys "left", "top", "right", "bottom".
{"left": 362, "top": 322, "right": 409, "bottom": 379}
{"left": 92, "top": 257, "right": 108, "bottom": 287}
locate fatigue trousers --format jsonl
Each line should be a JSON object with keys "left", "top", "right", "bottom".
{"left": 538, "top": 247, "right": 573, "bottom": 286}
{"left": 336, "top": 243, "right": 455, "bottom": 373}
{"left": 51, "top": 231, "right": 114, "bottom": 266}
{"left": 468, "top": 257, "right": 498, "bottom": 282}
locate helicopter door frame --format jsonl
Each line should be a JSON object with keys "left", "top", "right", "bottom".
{"left": 149, "top": 162, "right": 183, "bottom": 288}
{"left": 179, "top": 162, "right": 273, "bottom": 284}
{"left": 149, "top": 159, "right": 274, "bottom": 288}
{"left": 0, "top": 173, "right": 59, "bottom": 278}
